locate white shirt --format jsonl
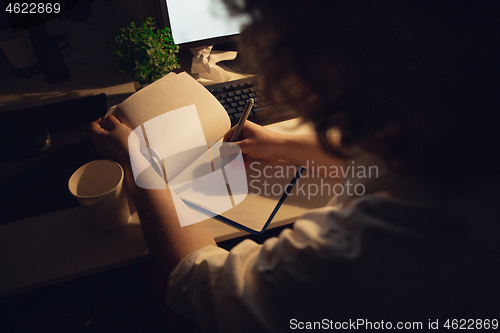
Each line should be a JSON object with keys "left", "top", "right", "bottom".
{"left": 165, "top": 187, "right": 499, "bottom": 332}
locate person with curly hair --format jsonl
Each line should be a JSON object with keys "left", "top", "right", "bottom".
{"left": 90, "top": 1, "right": 499, "bottom": 332}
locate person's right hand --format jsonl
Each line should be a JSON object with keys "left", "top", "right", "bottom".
{"left": 220, "top": 121, "right": 286, "bottom": 162}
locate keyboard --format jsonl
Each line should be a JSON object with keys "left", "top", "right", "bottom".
{"left": 205, "top": 77, "right": 297, "bottom": 127}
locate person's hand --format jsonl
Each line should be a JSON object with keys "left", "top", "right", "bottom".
{"left": 89, "top": 115, "right": 132, "bottom": 164}
{"left": 220, "top": 121, "right": 286, "bottom": 162}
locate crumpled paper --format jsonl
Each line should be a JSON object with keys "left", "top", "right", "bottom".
{"left": 190, "top": 46, "right": 237, "bottom": 83}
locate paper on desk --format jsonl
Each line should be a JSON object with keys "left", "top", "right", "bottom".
{"left": 190, "top": 46, "right": 237, "bottom": 83}
{"left": 106, "top": 72, "right": 230, "bottom": 151}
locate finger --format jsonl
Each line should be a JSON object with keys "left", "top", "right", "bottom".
{"left": 223, "top": 126, "right": 236, "bottom": 142}
{"left": 89, "top": 120, "right": 107, "bottom": 134}
{"left": 106, "top": 114, "right": 122, "bottom": 125}
{"left": 224, "top": 120, "right": 258, "bottom": 142}
{"left": 101, "top": 115, "right": 122, "bottom": 131}
{"left": 219, "top": 142, "right": 241, "bottom": 156}
{"left": 103, "top": 117, "right": 114, "bottom": 131}
{"left": 91, "top": 117, "right": 104, "bottom": 126}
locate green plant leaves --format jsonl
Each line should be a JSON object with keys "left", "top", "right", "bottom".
{"left": 111, "top": 17, "right": 180, "bottom": 85}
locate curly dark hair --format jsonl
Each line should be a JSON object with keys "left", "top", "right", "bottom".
{"left": 224, "top": 0, "right": 500, "bottom": 188}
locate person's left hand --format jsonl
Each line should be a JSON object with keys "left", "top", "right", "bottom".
{"left": 89, "top": 115, "right": 132, "bottom": 164}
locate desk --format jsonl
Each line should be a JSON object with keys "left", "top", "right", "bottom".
{"left": 0, "top": 118, "right": 331, "bottom": 297}
{"left": 0, "top": 21, "right": 333, "bottom": 295}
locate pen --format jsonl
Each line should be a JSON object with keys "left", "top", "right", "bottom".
{"left": 222, "top": 98, "right": 254, "bottom": 168}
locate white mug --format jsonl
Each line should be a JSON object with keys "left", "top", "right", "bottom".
{"left": 68, "top": 160, "right": 130, "bottom": 231}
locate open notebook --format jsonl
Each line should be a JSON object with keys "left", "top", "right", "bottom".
{"left": 107, "top": 72, "right": 336, "bottom": 233}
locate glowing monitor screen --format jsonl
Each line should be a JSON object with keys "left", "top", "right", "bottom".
{"left": 164, "top": 0, "right": 247, "bottom": 47}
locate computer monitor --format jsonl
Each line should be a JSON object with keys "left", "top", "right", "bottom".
{"left": 155, "top": 0, "right": 248, "bottom": 49}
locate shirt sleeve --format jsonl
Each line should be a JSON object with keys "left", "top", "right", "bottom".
{"left": 165, "top": 205, "right": 363, "bottom": 333}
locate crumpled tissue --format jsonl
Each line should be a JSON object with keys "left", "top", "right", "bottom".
{"left": 190, "top": 45, "right": 237, "bottom": 83}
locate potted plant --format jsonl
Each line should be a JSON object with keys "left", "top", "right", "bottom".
{"left": 112, "top": 17, "right": 180, "bottom": 88}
